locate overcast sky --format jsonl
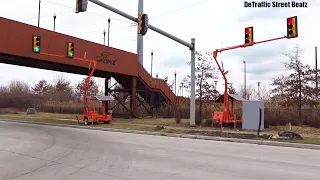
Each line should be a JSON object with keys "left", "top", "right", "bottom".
{"left": 0, "top": 0, "right": 318, "bottom": 95}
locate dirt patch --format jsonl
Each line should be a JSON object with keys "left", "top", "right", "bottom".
{"left": 154, "top": 125, "right": 164, "bottom": 131}
{"left": 185, "top": 130, "right": 260, "bottom": 139}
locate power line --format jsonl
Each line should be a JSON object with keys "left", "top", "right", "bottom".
{"left": 42, "top": 0, "right": 131, "bottom": 23}
{"left": 56, "top": 25, "right": 133, "bottom": 35}
{"left": 150, "top": 0, "right": 209, "bottom": 20}
{"left": 20, "top": 11, "right": 73, "bottom": 21}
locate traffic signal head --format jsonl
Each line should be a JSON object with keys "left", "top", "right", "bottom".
{"left": 287, "top": 16, "right": 298, "bottom": 39}
{"left": 32, "top": 35, "right": 41, "bottom": 53}
{"left": 245, "top": 27, "right": 253, "bottom": 44}
{"left": 138, "top": 13, "right": 143, "bottom": 34}
{"left": 138, "top": 13, "right": 148, "bottom": 36}
{"left": 67, "top": 42, "right": 74, "bottom": 58}
{"left": 76, "top": 0, "right": 88, "bottom": 13}
{"left": 141, "top": 14, "right": 149, "bottom": 35}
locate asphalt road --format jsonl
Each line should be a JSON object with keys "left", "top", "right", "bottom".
{"left": 0, "top": 121, "right": 319, "bottom": 180}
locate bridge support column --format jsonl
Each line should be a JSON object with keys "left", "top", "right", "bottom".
{"left": 105, "top": 76, "right": 111, "bottom": 113}
{"left": 130, "top": 77, "right": 137, "bottom": 116}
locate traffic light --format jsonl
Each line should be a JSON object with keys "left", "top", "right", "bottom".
{"left": 287, "top": 16, "right": 298, "bottom": 39}
{"left": 76, "top": 0, "right": 88, "bottom": 13}
{"left": 138, "top": 13, "right": 143, "bottom": 34}
{"left": 32, "top": 35, "right": 41, "bottom": 53}
{"left": 138, "top": 13, "right": 149, "bottom": 36}
{"left": 245, "top": 27, "right": 253, "bottom": 44}
{"left": 67, "top": 42, "right": 74, "bottom": 58}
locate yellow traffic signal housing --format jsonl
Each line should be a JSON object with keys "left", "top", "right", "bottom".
{"left": 67, "top": 42, "right": 74, "bottom": 58}
{"left": 32, "top": 35, "right": 41, "bottom": 53}
{"left": 287, "top": 16, "right": 298, "bottom": 39}
{"left": 138, "top": 13, "right": 143, "bottom": 34}
{"left": 245, "top": 27, "right": 253, "bottom": 44}
{"left": 138, "top": 13, "right": 148, "bottom": 36}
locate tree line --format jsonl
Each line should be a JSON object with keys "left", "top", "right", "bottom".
{"left": 178, "top": 43, "right": 320, "bottom": 126}
{"left": 0, "top": 75, "right": 100, "bottom": 109}
{"left": 0, "top": 43, "right": 319, "bottom": 127}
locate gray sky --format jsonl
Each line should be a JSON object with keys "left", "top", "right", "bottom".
{"left": 0, "top": 0, "right": 318, "bottom": 95}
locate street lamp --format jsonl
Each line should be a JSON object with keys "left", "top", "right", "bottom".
{"left": 108, "top": 16, "right": 111, "bottom": 46}
{"left": 243, "top": 61, "right": 247, "bottom": 99}
{"left": 53, "top": 12, "right": 56, "bottom": 31}
{"left": 181, "top": 82, "right": 184, "bottom": 97}
{"left": 214, "top": 80, "right": 218, "bottom": 90}
{"left": 103, "top": 29, "right": 106, "bottom": 45}
{"left": 257, "top": 82, "right": 261, "bottom": 100}
{"left": 174, "top": 71, "right": 177, "bottom": 118}
{"left": 151, "top": 50, "right": 153, "bottom": 77}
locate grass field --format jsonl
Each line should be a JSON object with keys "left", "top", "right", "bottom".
{"left": 1, "top": 111, "right": 320, "bottom": 145}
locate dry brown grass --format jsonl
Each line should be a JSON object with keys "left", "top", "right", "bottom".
{"left": 2, "top": 99, "right": 320, "bottom": 128}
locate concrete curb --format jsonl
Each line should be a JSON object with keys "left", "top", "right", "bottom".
{"left": 1, "top": 119, "right": 320, "bottom": 150}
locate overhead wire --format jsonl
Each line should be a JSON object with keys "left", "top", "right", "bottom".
{"left": 20, "top": 10, "right": 73, "bottom": 21}
{"left": 149, "top": 0, "right": 209, "bottom": 20}
{"left": 19, "top": 0, "right": 207, "bottom": 41}
{"left": 42, "top": 0, "right": 131, "bottom": 23}
{"left": 56, "top": 24, "right": 133, "bottom": 35}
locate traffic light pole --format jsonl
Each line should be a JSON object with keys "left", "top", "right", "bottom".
{"left": 137, "top": 0, "right": 143, "bottom": 65}
{"left": 88, "top": 0, "right": 196, "bottom": 126}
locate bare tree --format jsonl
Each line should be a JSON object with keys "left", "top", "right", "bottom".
{"left": 182, "top": 51, "right": 218, "bottom": 125}
{"left": 32, "top": 80, "right": 51, "bottom": 96}
{"left": 51, "top": 75, "right": 75, "bottom": 102}
{"left": 75, "top": 77, "right": 99, "bottom": 101}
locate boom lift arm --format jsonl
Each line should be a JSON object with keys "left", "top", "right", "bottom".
{"left": 212, "top": 36, "right": 287, "bottom": 121}
{"left": 40, "top": 52, "right": 97, "bottom": 115}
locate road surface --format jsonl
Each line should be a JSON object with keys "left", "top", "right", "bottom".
{"left": 0, "top": 121, "right": 319, "bottom": 180}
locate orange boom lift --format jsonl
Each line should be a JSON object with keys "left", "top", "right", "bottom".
{"left": 40, "top": 52, "right": 114, "bottom": 125}
{"left": 212, "top": 34, "right": 288, "bottom": 127}
{"left": 211, "top": 16, "right": 297, "bottom": 127}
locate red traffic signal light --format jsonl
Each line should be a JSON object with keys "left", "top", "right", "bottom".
{"left": 287, "top": 16, "right": 298, "bottom": 39}
{"left": 245, "top": 27, "right": 253, "bottom": 44}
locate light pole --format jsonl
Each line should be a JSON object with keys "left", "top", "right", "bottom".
{"left": 181, "top": 82, "right": 184, "bottom": 97}
{"left": 108, "top": 16, "right": 110, "bottom": 46}
{"left": 174, "top": 71, "right": 177, "bottom": 118}
{"left": 243, "top": 61, "right": 247, "bottom": 99}
{"left": 53, "top": 12, "right": 56, "bottom": 31}
{"left": 151, "top": 50, "right": 153, "bottom": 77}
{"left": 37, "top": 0, "right": 41, "bottom": 27}
{"left": 257, "top": 82, "right": 261, "bottom": 100}
{"left": 174, "top": 71, "right": 177, "bottom": 95}
{"left": 214, "top": 80, "right": 218, "bottom": 90}
{"left": 103, "top": 29, "right": 106, "bottom": 45}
